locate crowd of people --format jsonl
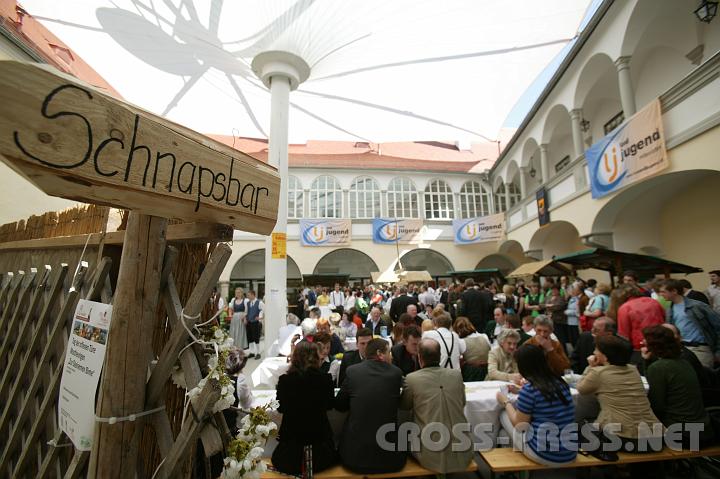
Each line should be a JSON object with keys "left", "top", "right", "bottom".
{"left": 219, "top": 269, "right": 720, "bottom": 476}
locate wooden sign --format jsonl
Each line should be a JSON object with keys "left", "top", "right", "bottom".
{"left": 0, "top": 61, "right": 280, "bottom": 234}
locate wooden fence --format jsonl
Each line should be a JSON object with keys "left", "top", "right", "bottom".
{"left": 0, "top": 207, "right": 233, "bottom": 478}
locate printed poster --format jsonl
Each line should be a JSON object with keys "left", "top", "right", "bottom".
{"left": 372, "top": 218, "right": 424, "bottom": 244}
{"left": 299, "top": 219, "right": 351, "bottom": 246}
{"left": 586, "top": 99, "right": 668, "bottom": 199}
{"left": 536, "top": 187, "right": 550, "bottom": 226}
{"left": 59, "top": 299, "right": 113, "bottom": 451}
{"left": 452, "top": 213, "right": 505, "bottom": 244}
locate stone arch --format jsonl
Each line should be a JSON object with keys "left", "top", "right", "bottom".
{"left": 541, "top": 104, "right": 574, "bottom": 177}
{"left": 476, "top": 254, "right": 517, "bottom": 277}
{"left": 573, "top": 53, "right": 621, "bottom": 149}
{"left": 230, "top": 249, "right": 301, "bottom": 280}
{"left": 591, "top": 170, "right": 718, "bottom": 256}
{"left": 528, "top": 220, "right": 584, "bottom": 260}
{"left": 396, "top": 248, "right": 454, "bottom": 277}
{"left": 313, "top": 248, "right": 379, "bottom": 279}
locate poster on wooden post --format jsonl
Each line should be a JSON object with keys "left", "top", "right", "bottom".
{"left": 59, "top": 299, "right": 113, "bottom": 451}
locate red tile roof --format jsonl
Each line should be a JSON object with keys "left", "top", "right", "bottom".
{"left": 2, "top": 1, "right": 120, "bottom": 97}
{"left": 208, "top": 136, "right": 499, "bottom": 173}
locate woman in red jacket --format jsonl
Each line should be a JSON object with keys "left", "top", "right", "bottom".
{"left": 612, "top": 284, "right": 665, "bottom": 372}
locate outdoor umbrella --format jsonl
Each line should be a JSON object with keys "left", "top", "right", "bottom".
{"left": 21, "top": 0, "right": 593, "bottom": 143}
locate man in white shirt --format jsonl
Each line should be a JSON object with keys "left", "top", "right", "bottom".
{"left": 330, "top": 283, "right": 346, "bottom": 310}
{"left": 418, "top": 285, "right": 436, "bottom": 309}
{"left": 421, "top": 312, "right": 466, "bottom": 369}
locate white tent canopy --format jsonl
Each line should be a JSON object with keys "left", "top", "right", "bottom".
{"left": 22, "top": 0, "right": 592, "bottom": 143}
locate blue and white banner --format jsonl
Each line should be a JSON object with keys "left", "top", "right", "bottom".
{"left": 372, "top": 218, "right": 424, "bottom": 244}
{"left": 299, "top": 219, "right": 351, "bottom": 246}
{"left": 452, "top": 213, "right": 505, "bottom": 244}
{"left": 586, "top": 99, "right": 668, "bottom": 199}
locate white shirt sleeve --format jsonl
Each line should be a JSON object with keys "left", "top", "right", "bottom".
{"left": 236, "top": 375, "right": 254, "bottom": 410}
{"left": 457, "top": 334, "right": 467, "bottom": 354}
{"left": 258, "top": 300, "right": 265, "bottom": 318}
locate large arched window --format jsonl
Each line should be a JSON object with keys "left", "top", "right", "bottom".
{"left": 387, "top": 177, "right": 418, "bottom": 218}
{"left": 349, "top": 176, "right": 381, "bottom": 219}
{"left": 424, "top": 179, "right": 454, "bottom": 219}
{"left": 508, "top": 181, "right": 521, "bottom": 208}
{"left": 309, "top": 175, "right": 342, "bottom": 218}
{"left": 459, "top": 181, "right": 490, "bottom": 218}
{"left": 494, "top": 183, "right": 507, "bottom": 213}
{"left": 287, "top": 175, "right": 303, "bottom": 219}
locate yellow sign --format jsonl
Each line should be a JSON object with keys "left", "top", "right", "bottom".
{"left": 271, "top": 232, "right": 286, "bottom": 259}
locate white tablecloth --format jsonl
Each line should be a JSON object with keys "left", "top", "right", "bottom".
{"left": 250, "top": 357, "right": 290, "bottom": 388}
{"left": 249, "top": 380, "right": 532, "bottom": 452}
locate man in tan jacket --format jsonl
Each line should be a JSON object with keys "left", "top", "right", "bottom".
{"left": 400, "top": 339, "right": 475, "bottom": 473}
{"left": 524, "top": 315, "right": 570, "bottom": 376}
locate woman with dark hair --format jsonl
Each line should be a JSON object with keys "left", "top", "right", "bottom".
{"left": 642, "top": 325, "right": 714, "bottom": 447}
{"left": 222, "top": 347, "right": 253, "bottom": 433}
{"left": 576, "top": 335, "right": 663, "bottom": 452}
{"left": 496, "top": 344, "right": 576, "bottom": 466}
{"left": 314, "top": 331, "right": 333, "bottom": 374}
{"left": 272, "top": 341, "right": 338, "bottom": 475}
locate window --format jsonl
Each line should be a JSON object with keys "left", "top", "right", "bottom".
{"left": 287, "top": 176, "right": 303, "bottom": 219}
{"left": 494, "top": 183, "right": 507, "bottom": 213}
{"left": 603, "top": 111, "right": 624, "bottom": 135}
{"left": 459, "top": 181, "right": 490, "bottom": 218}
{"left": 424, "top": 179, "right": 454, "bottom": 219}
{"left": 309, "top": 175, "right": 342, "bottom": 218}
{"left": 507, "top": 182, "right": 521, "bottom": 208}
{"left": 349, "top": 176, "right": 381, "bottom": 219}
{"left": 387, "top": 177, "right": 418, "bottom": 218}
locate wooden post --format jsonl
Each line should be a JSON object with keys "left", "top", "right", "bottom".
{"left": 88, "top": 213, "right": 167, "bottom": 478}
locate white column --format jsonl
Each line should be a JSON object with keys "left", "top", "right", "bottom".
{"left": 519, "top": 167, "right": 528, "bottom": 199}
{"left": 504, "top": 182, "right": 511, "bottom": 209}
{"left": 615, "top": 56, "right": 636, "bottom": 117}
{"left": 252, "top": 51, "right": 310, "bottom": 356}
{"left": 569, "top": 109, "right": 585, "bottom": 158}
{"left": 539, "top": 143, "right": 550, "bottom": 183}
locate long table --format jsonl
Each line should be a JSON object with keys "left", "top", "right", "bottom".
{"left": 248, "top": 380, "right": 548, "bottom": 457}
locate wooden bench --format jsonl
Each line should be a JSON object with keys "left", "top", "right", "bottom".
{"left": 261, "top": 456, "right": 478, "bottom": 478}
{"left": 479, "top": 445, "right": 720, "bottom": 478}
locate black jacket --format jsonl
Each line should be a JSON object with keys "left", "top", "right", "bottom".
{"left": 338, "top": 349, "right": 363, "bottom": 386}
{"left": 335, "top": 360, "right": 406, "bottom": 473}
{"left": 458, "top": 288, "right": 494, "bottom": 331}
{"left": 272, "top": 368, "right": 338, "bottom": 475}
{"left": 365, "top": 317, "right": 393, "bottom": 337}
{"left": 390, "top": 294, "right": 418, "bottom": 322}
{"left": 570, "top": 332, "right": 596, "bottom": 373}
{"left": 391, "top": 343, "right": 419, "bottom": 376}
{"left": 687, "top": 290, "right": 711, "bottom": 305}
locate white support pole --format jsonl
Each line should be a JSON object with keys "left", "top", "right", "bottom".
{"left": 569, "top": 109, "right": 586, "bottom": 158}
{"left": 615, "top": 56, "right": 636, "bottom": 118}
{"left": 539, "top": 143, "right": 550, "bottom": 184}
{"left": 263, "top": 75, "right": 290, "bottom": 356}
{"left": 252, "top": 51, "right": 310, "bottom": 357}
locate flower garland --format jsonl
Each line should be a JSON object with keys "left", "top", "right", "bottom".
{"left": 184, "top": 325, "right": 237, "bottom": 413}
{"left": 221, "top": 401, "right": 279, "bottom": 479}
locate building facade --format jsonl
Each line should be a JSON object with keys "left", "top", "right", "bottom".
{"left": 488, "top": 0, "right": 720, "bottom": 288}
{"left": 213, "top": 139, "right": 520, "bottom": 298}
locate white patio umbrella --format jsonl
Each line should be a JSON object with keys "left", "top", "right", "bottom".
{"left": 22, "top": 0, "right": 592, "bottom": 143}
{"left": 19, "top": 0, "right": 592, "bottom": 373}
